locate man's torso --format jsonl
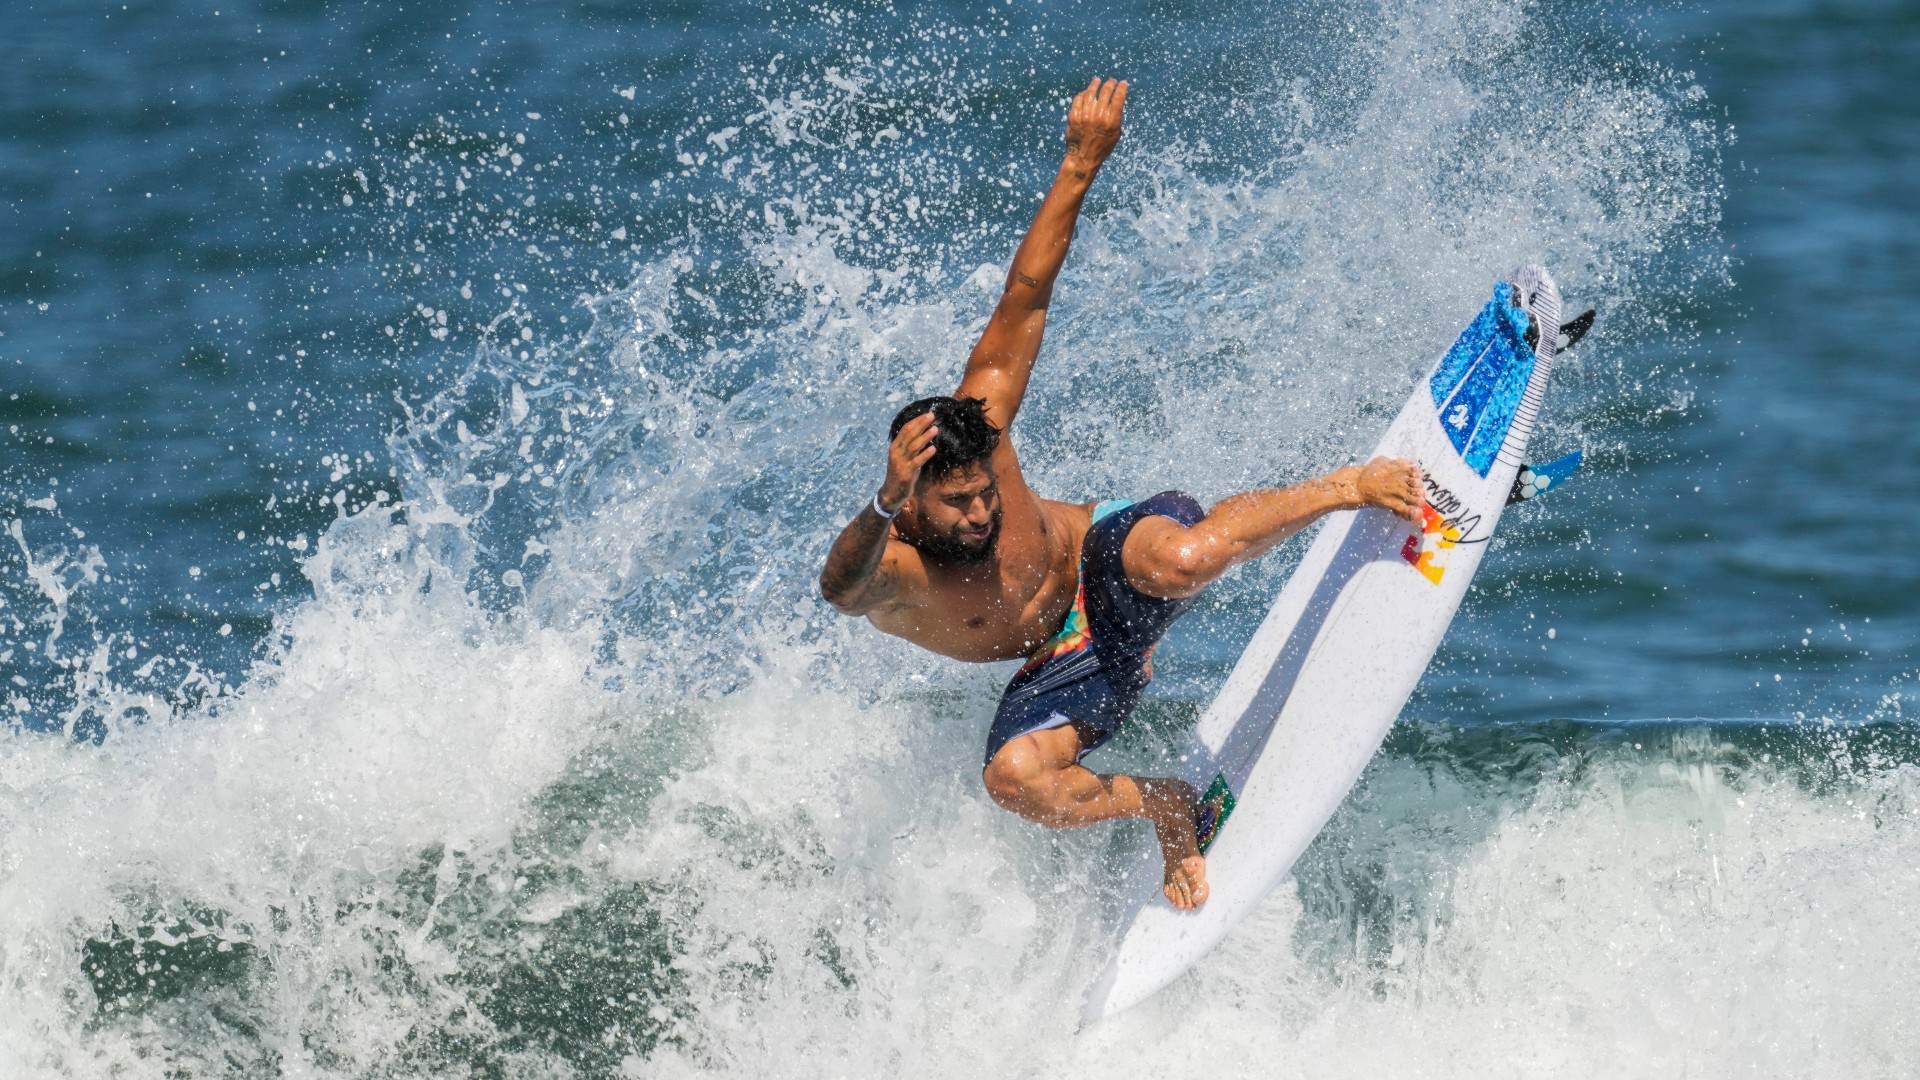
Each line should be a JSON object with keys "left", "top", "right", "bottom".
{"left": 866, "top": 493, "right": 1096, "bottom": 663}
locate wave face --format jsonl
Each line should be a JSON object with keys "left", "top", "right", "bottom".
{"left": 9, "top": 0, "right": 1915, "bottom": 1075}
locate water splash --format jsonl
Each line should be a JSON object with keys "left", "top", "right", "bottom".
{"left": 5, "top": 0, "right": 1853, "bottom": 1075}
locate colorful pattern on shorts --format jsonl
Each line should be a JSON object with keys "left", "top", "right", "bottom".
{"left": 1019, "top": 580, "right": 1091, "bottom": 675}
{"left": 1015, "top": 499, "right": 1131, "bottom": 675}
{"left": 983, "top": 492, "right": 1205, "bottom": 768}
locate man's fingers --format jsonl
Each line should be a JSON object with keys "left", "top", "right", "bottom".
{"left": 892, "top": 416, "right": 936, "bottom": 458}
{"left": 905, "top": 425, "right": 938, "bottom": 453}
{"left": 1071, "top": 76, "right": 1129, "bottom": 126}
{"left": 896, "top": 413, "right": 936, "bottom": 442}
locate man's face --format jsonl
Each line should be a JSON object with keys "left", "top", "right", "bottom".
{"left": 903, "top": 461, "right": 1003, "bottom": 565}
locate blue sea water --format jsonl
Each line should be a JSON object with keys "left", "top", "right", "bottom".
{"left": 1, "top": 0, "right": 1916, "bottom": 1075}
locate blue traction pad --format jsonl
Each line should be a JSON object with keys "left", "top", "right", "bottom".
{"left": 1428, "top": 281, "right": 1537, "bottom": 477}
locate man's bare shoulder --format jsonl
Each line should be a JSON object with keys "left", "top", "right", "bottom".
{"left": 1035, "top": 495, "right": 1100, "bottom": 528}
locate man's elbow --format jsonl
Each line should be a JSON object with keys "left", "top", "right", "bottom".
{"left": 818, "top": 575, "right": 868, "bottom": 616}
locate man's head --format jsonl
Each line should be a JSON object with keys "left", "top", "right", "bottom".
{"left": 889, "top": 395, "right": 1004, "bottom": 565}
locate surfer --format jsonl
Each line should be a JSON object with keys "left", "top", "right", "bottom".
{"left": 818, "top": 77, "right": 1425, "bottom": 910}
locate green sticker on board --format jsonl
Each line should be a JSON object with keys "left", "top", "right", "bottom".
{"left": 1195, "top": 773, "right": 1236, "bottom": 856}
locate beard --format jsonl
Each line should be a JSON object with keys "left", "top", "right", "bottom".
{"left": 904, "top": 510, "right": 1001, "bottom": 566}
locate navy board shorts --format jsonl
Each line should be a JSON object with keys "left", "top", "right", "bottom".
{"left": 984, "top": 491, "right": 1207, "bottom": 768}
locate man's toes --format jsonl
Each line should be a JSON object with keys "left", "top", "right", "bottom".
{"left": 1182, "top": 857, "right": 1211, "bottom": 906}
{"left": 1164, "top": 856, "right": 1211, "bottom": 910}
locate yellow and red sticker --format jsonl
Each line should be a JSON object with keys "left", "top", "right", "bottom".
{"left": 1400, "top": 502, "right": 1463, "bottom": 585}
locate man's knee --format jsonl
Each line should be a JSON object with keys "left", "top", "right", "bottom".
{"left": 1155, "top": 535, "right": 1216, "bottom": 594}
{"left": 985, "top": 722, "right": 1087, "bottom": 818}
{"left": 982, "top": 740, "right": 1044, "bottom": 813}
{"left": 1124, "top": 520, "right": 1217, "bottom": 599}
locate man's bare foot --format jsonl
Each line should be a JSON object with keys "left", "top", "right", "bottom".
{"left": 1141, "top": 778, "right": 1210, "bottom": 910}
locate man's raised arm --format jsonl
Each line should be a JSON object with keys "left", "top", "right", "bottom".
{"left": 957, "top": 77, "right": 1128, "bottom": 430}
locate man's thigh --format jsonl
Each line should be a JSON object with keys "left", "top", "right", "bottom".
{"left": 990, "top": 719, "right": 1089, "bottom": 775}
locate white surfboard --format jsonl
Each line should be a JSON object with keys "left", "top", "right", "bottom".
{"left": 1081, "top": 266, "right": 1572, "bottom": 1023}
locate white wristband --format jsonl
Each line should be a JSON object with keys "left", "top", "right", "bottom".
{"left": 872, "top": 493, "right": 900, "bottom": 520}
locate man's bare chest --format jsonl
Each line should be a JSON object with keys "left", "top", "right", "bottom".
{"left": 873, "top": 507, "right": 1090, "bottom": 662}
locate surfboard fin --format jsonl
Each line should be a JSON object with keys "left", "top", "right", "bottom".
{"left": 1507, "top": 450, "right": 1582, "bottom": 505}
{"left": 1524, "top": 308, "right": 1597, "bottom": 353}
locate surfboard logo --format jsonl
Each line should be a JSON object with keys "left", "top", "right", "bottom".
{"left": 1194, "top": 774, "right": 1236, "bottom": 856}
{"left": 1400, "top": 501, "right": 1464, "bottom": 585}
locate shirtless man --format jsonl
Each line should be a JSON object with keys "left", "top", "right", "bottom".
{"left": 818, "top": 78, "right": 1424, "bottom": 910}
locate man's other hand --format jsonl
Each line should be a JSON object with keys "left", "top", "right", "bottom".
{"left": 1065, "top": 77, "right": 1128, "bottom": 170}
{"left": 879, "top": 413, "right": 939, "bottom": 513}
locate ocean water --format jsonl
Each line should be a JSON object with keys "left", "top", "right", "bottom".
{"left": 2, "top": 0, "right": 1916, "bottom": 1075}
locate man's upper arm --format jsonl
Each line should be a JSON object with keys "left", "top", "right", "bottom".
{"left": 957, "top": 289, "right": 1050, "bottom": 431}
{"left": 835, "top": 542, "right": 925, "bottom": 617}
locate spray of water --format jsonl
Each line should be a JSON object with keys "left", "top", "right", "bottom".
{"left": 13, "top": 2, "right": 1905, "bottom": 1077}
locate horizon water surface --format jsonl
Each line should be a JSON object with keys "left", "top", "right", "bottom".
{"left": 3, "top": 0, "right": 1918, "bottom": 1076}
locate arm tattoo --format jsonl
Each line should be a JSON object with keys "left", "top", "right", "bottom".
{"left": 820, "top": 504, "right": 897, "bottom": 612}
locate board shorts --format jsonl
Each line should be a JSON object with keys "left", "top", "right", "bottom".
{"left": 983, "top": 491, "right": 1207, "bottom": 769}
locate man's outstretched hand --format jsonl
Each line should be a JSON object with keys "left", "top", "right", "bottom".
{"left": 1065, "top": 77, "right": 1128, "bottom": 171}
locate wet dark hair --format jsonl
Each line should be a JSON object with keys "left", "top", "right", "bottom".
{"left": 888, "top": 395, "right": 1001, "bottom": 482}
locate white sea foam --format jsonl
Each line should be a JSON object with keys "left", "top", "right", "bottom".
{"left": 1075, "top": 761, "right": 1920, "bottom": 1078}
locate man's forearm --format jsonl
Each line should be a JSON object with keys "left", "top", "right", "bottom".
{"left": 1002, "top": 156, "right": 1099, "bottom": 309}
{"left": 819, "top": 503, "right": 894, "bottom": 612}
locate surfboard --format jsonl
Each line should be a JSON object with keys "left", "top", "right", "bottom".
{"left": 1081, "top": 266, "right": 1584, "bottom": 1023}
